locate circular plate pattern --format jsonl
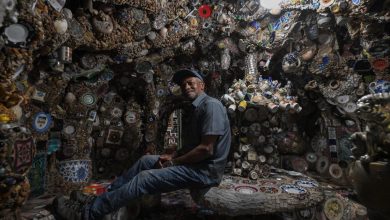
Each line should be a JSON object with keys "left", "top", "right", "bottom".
{"left": 291, "top": 157, "right": 309, "bottom": 173}
{"left": 198, "top": 5, "right": 212, "bottom": 18}
{"left": 234, "top": 185, "right": 258, "bottom": 194}
{"left": 58, "top": 159, "right": 91, "bottom": 183}
{"left": 329, "top": 164, "right": 343, "bottom": 179}
{"left": 305, "top": 153, "right": 318, "bottom": 163}
{"left": 371, "top": 58, "right": 389, "bottom": 72}
{"left": 125, "top": 111, "right": 137, "bottom": 124}
{"left": 316, "top": 156, "right": 330, "bottom": 174}
{"left": 80, "top": 93, "right": 97, "bottom": 106}
{"left": 324, "top": 197, "right": 344, "bottom": 220}
{"left": 32, "top": 112, "right": 52, "bottom": 133}
{"left": 111, "top": 107, "right": 123, "bottom": 118}
{"left": 4, "top": 24, "right": 29, "bottom": 43}
{"left": 63, "top": 124, "right": 76, "bottom": 135}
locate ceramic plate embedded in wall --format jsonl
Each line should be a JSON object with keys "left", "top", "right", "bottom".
{"left": 32, "top": 112, "right": 52, "bottom": 133}
{"left": 63, "top": 125, "right": 76, "bottom": 135}
{"left": 324, "top": 197, "right": 344, "bottom": 220}
{"left": 80, "top": 93, "right": 97, "bottom": 106}
{"left": 295, "top": 180, "right": 319, "bottom": 188}
{"left": 4, "top": 24, "right": 29, "bottom": 44}
{"left": 280, "top": 184, "right": 307, "bottom": 194}
{"left": 234, "top": 185, "right": 258, "bottom": 194}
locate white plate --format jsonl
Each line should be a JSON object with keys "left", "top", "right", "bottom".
{"left": 234, "top": 185, "right": 258, "bottom": 194}
{"left": 4, "top": 24, "right": 29, "bottom": 43}
{"left": 63, "top": 125, "right": 75, "bottom": 135}
{"left": 80, "top": 93, "right": 96, "bottom": 106}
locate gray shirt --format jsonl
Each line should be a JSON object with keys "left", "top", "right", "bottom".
{"left": 179, "top": 92, "right": 231, "bottom": 183}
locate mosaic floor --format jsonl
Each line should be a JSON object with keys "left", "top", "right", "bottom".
{"left": 20, "top": 189, "right": 284, "bottom": 220}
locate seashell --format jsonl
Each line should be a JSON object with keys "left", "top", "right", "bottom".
{"left": 54, "top": 19, "right": 68, "bottom": 34}
{"left": 147, "top": 31, "right": 157, "bottom": 40}
{"left": 65, "top": 92, "right": 76, "bottom": 103}
{"left": 269, "top": 8, "right": 281, "bottom": 16}
{"left": 10, "top": 103, "right": 22, "bottom": 120}
{"left": 301, "top": 46, "right": 317, "bottom": 61}
{"left": 160, "top": 27, "right": 168, "bottom": 39}
{"left": 92, "top": 13, "right": 114, "bottom": 34}
{"left": 233, "top": 152, "right": 241, "bottom": 159}
{"left": 139, "top": 49, "right": 149, "bottom": 56}
{"left": 62, "top": 8, "right": 73, "bottom": 19}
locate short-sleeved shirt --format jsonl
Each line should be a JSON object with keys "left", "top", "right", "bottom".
{"left": 179, "top": 92, "right": 231, "bottom": 183}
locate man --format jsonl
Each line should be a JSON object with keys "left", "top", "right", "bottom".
{"left": 53, "top": 69, "right": 231, "bottom": 220}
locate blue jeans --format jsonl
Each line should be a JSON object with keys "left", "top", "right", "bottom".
{"left": 88, "top": 155, "right": 217, "bottom": 220}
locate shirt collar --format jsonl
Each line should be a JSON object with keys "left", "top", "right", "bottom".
{"left": 191, "top": 92, "right": 207, "bottom": 108}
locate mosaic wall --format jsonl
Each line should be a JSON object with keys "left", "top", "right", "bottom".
{"left": 0, "top": 0, "right": 389, "bottom": 218}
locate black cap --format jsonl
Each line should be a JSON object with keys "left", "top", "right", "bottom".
{"left": 172, "top": 69, "right": 204, "bottom": 85}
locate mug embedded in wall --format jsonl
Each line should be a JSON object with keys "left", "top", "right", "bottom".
{"left": 228, "top": 104, "right": 236, "bottom": 114}
{"left": 368, "top": 80, "right": 390, "bottom": 94}
{"left": 238, "top": 100, "right": 247, "bottom": 112}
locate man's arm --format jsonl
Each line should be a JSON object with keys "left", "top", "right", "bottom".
{"left": 170, "top": 135, "right": 218, "bottom": 165}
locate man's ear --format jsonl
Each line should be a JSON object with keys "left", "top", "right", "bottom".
{"left": 200, "top": 82, "right": 205, "bottom": 90}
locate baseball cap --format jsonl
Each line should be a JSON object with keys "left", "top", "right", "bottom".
{"left": 172, "top": 69, "right": 204, "bottom": 85}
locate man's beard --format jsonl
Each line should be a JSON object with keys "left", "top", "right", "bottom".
{"left": 183, "top": 91, "right": 197, "bottom": 100}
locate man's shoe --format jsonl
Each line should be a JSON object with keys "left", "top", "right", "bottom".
{"left": 53, "top": 196, "right": 83, "bottom": 220}
{"left": 70, "top": 190, "right": 96, "bottom": 205}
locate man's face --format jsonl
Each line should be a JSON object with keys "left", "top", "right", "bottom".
{"left": 180, "top": 76, "right": 204, "bottom": 100}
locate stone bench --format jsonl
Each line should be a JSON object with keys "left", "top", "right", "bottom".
{"left": 191, "top": 169, "right": 324, "bottom": 217}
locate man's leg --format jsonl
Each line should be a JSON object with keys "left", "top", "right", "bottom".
{"left": 88, "top": 165, "right": 214, "bottom": 220}
{"left": 108, "top": 155, "right": 160, "bottom": 191}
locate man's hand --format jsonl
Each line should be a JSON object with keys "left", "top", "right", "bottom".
{"left": 157, "top": 154, "right": 174, "bottom": 168}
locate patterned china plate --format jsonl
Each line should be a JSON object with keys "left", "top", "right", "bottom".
{"left": 280, "top": 184, "right": 307, "bottom": 194}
